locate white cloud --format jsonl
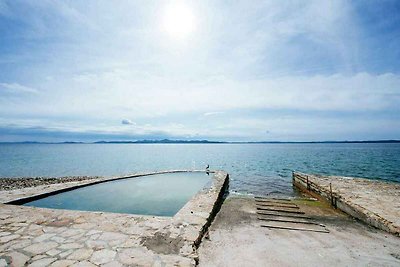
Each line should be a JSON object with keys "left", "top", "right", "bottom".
{"left": 0, "top": 1, "right": 10, "bottom": 16}
{"left": 203, "top": 111, "right": 224, "bottom": 116}
{"left": 1, "top": 72, "right": 399, "bottom": 121}
{"left": 121, "top": 119, "right": 135, "bottom": 125}
{"left": 0, "top": 82, "right": 38, "bottom": 94}
{"left": 65, "top": 71, "right": 400, "bottom": 114}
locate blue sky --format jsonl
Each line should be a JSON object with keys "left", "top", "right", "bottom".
{"left": 0, "top": 0, "right": 399, "bottom": 142}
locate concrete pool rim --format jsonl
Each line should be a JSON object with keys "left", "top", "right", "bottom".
{"left": 4, "top": 170, "right": 217, "bottom": 206}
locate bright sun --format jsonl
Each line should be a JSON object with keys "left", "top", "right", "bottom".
{"left": 162, "top": 2, "right": 195, "bottom": 39}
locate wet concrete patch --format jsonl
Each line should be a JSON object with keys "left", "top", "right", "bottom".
{"left": 141, "top": 231, "right": 184, "bottom": 254}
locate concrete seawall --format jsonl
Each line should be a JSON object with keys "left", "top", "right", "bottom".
{"left": 293, "top": 172, "right": 400, "bottom": 237}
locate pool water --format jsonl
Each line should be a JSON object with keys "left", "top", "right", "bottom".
{"left": 23, "top": 172, "right": 210, "bottom": 216}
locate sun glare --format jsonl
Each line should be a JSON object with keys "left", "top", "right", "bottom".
{"left": 162, "top": 2, "right": 195, "bottom": 39}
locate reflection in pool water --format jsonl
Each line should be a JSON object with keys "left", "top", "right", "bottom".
{"left": 24, "top": 172, "right": 210, "bottom": 216}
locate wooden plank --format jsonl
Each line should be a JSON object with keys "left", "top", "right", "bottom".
{"left": 254, "top": 196, "right": 292, "bottom": 202}
{"left": 256, "top": 207, "right": 305, "bottom": 214}
{"left": 256, "top": 203, "right": 299, "bottom": 209}
{"left": 256, "top": 211, "right": 311, "bottom": 219}
{"left": 254, "top": 198, "right": 295, "bottom": 205}
{"left": 255, "top": 199, "right": 298, "bottom": 205}
{"left": 260, "top": 224, "right": 329, "bottom": 233}
{"left": 257, "top": 217, "right": 323, "bottom": 226}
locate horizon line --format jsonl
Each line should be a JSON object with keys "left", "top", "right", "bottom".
{"left": 0, "top": 139, "right": 399, "bottom": 144}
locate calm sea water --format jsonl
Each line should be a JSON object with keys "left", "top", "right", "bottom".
{"left": 1, "top": 143, "right": 399, "bottom": 196}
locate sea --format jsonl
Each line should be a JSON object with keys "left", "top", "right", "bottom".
{"left": 0, "top": 143, "right": 399, "bottom": 197}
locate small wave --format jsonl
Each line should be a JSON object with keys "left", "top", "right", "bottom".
{"left": 229, "top": 191, "right": 255, "bottom": 197}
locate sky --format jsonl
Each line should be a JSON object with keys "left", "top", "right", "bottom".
{"left": 0, "top": 0, "right": 400, "bottom": 142}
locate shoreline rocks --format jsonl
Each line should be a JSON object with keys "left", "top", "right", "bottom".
{"left": 0, "top": 176, "right": 100, "bottom": 191}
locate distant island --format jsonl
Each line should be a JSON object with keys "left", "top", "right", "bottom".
{"left": 94, "top": 139, "right": 224, "bottom": 144}
{"left": 1, "top": 139, "right": 400, "bottom": 144}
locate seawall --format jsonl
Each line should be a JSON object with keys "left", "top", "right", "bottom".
{"left": 293, "top": 172, "right": 400, "bottom": 237}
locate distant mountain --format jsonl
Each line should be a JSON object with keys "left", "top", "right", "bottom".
{"left": 247, "top": 140, "right": 400, "bottom": 144}
{"left": 94, "top": 139, "right": 225, "bottom": 144}
{"left": 0, "top": 139, "right": 399, "bottom": 144}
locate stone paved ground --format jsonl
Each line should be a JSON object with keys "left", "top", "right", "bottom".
{"left": 0, "top": 171, "right": 228, "bottom": 266}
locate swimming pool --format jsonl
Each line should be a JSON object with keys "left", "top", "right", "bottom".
{"left": 23, "top": 172, "right": 210, "bottom": 216}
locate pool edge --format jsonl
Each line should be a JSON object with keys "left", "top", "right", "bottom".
{"left": 3, "top": 169, "right": 215, "bottom": 205}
